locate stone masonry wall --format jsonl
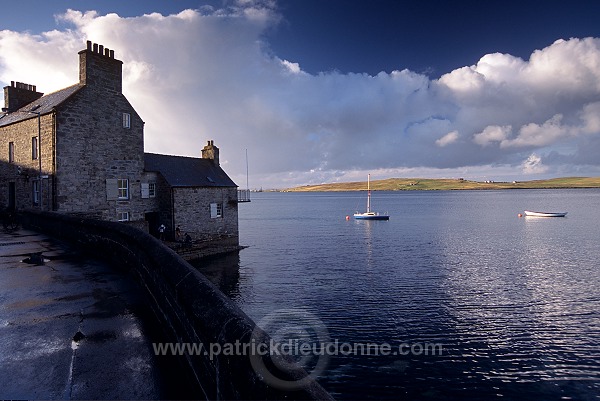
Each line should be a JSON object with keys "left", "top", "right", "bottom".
{"left": 54, "top": 86, "right": 150, "bottom": 221}
{"left": 173, "top": 186, "right": 239, "bottom": 242}
{"left": 0, "top": 113, "right": 55, "bottom": 210}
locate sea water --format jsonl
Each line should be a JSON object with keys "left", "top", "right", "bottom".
{"left": 199, "top": 189, "right": 600, "bottom": 400}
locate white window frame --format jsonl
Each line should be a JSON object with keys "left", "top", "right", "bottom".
{"left": 117, "top": 179, "right": 129, "bottom": 199}
{"left": 8, "top": 142, "right": 14, "bottom": 163}
{"left": 210, "top": 202, "right": 223, "bottom": 218}
{"left": 148, "top": 182, "right": 156, "bottom": 198}
{"left": 117, "top": 211, "right": 130, "bottom": 222}
{"left": 32, "top": 137, "right": 38, "bottom": 160}
{"left": 123, "top": 112, "right": 131, "bottom": 129}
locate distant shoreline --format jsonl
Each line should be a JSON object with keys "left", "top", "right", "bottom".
{"left": 284, "top": 177, "right": 600, "bottom": 192}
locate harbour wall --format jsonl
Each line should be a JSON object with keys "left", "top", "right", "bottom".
{"left": 20, "top": 210, "right": 332, "bottom": 400}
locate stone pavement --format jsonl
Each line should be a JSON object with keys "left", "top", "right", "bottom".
{"left": 0, "top": 228, "right": 179, "bottom": 399}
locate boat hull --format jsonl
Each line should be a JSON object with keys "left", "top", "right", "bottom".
{"left": 354, "top": 213, "right": 389, "bottom": 220}
{"left": 524, "top": 210, "right": 567, "bottom": 217}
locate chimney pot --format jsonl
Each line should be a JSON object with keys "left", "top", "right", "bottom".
{"left": 79, "top": 40, "right": 123, "bottom": 92}
{"left": 87, "top": 40, "right": 92, "bottom": 51}
{"left": 4, "top": 80, "right": 43, "bottom": 112}
{"left": 109, "top": 50, "right": 115, "bottom": 58}
{"left": 201, "top": 140, "right": 220, "bottom": 165}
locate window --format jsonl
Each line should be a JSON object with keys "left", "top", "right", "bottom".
{"left": 117, "top": 212, "right": 130, "bottom": 222}
{"left": 210, "top": 202, "right": 223, "bottom": 218}
{"left": 32, "top": 137, "right": 38, "bottom": 160}
{"left": 117, "top": 179, "right": 129, "bottom": 199}
{"left": 8, "top": 142, "right": 14, "bottom": 163}
{"left": 123, "top": 112, "right": 131, "bottom": 128}
{"left": 148, "top": 182, "right": 156, "bottom": 198}
{"left": 32, "top": 180, "right": 40, "bottom": 206}
{"left": 141, "top": 182, "right": 155, "bottom": 199}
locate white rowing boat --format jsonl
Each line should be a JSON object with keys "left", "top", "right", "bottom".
{"left": 524, "top": 210, "right": 567, "bottom": 217}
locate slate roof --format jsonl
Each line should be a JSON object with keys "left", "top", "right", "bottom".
{"left": 144, "top": 153, "right": 237, "bottom": 188}
{"left": 0, "top": 84, "right": 83, "bottom": 127}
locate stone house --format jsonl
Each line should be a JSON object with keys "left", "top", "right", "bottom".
{"left": 0, "top": 41, "right": 239, "bottom": 244}
{"left": 144, "top": 141, "right": 239, "bottom": 240}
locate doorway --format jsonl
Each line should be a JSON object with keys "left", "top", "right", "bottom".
{"left": 145, "top": 212, "right": 160, "bottom": 238}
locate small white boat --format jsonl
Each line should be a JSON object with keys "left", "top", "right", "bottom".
{"left": 354, "top": 174, "right": 389, "bottom": 220}
{"left": 524, "top": 210, "right": 568, "bottom": 217}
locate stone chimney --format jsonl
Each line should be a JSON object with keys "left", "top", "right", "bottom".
{"left": 78, "top": 40, "right": 123, "bottom": 93}
{"left": 3, "top": 81, "right": 44, "bottom": 113}
{"left": 202, "top": 140, "right": 220, "bottom": 165}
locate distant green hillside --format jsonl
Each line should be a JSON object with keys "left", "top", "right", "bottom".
{"left": 285, "top": 177, "right": 600, "bottom": 192}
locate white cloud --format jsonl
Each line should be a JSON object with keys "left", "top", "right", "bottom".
{"left": 579, "top": 102, "right": 600, "bottom": 134}
{"left": 473, "top": 125, "right": 511, "bottom": 147}
{"left": 501, "top": 114, "right": 569, "bottom": 148}
{"left": 1, "top": 7, "right": 600, "bottom": 188}
{"left": 436, "top": 131, "right": 459, "bottom": 147}
{"left": 280, "top": 59, "right": 303, "bottom": 74}
{"left": 521, "top": 153, "right": 549, "bottom": 174}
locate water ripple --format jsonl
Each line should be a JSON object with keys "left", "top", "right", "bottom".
{"left": 208, "top": 190, "right": 600, "bottom": 400}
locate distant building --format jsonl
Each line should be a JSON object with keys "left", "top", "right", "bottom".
{"left": 0, "top": 41, "right": 239, "bottom": 245}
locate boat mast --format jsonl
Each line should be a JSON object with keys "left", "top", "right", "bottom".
{"left": 246, "top": 148, "right": 249, "bottom": 192}
{"left": 367, "top": 174, "right": 371, "bottom": 213}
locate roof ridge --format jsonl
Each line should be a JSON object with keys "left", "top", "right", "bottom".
{"left": 145, "top": 152, "right": 204, "bottom": 160}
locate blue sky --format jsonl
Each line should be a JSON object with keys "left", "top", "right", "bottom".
{"left": 2, "top": 0, "right": 600, "bottom": 187}
{"left": 5, "top": 0, "right": 600, "bottom": 76}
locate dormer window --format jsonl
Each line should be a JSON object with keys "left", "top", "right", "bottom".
{"left": 123, "top": 112, "right": 131, "bottom": 128}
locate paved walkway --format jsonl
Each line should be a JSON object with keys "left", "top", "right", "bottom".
{"left": 0, "top": 228, "right": 172, "bottom": 399}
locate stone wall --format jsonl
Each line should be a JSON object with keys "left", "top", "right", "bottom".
{"left": 19, "top": 210, "right": 332, "bottom": 401}
{"left": 53, "top": 85, "right": 148, "bottom": 221}
{"left": 173, "top": 186, "right": 239, "bottom": 242}
{"left": 0, "top": 113, "right": 55, "bottom": 210}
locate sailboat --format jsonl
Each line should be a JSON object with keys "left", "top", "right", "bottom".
{"left": 353, "top": 174, "right": 390, "bottom": 220}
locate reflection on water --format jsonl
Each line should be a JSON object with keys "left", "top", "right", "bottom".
{"left": 199, "top": 190, "right": 600, "bottom": 400}
{"left": 190, "top": 252, "right": 241, "bottom": 299}
{"left": 357, "top": 219, "right": 376, "bottom": 269}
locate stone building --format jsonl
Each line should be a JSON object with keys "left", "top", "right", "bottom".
{"left": 0, "top": 41, "right": 239, "bottom": 244}
{"left": 144, "top": 140, "right": 239, "bottom": 240}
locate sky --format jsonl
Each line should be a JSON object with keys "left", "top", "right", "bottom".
{"left": 1, "top": 0, "right": 600, "bottom": 188}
